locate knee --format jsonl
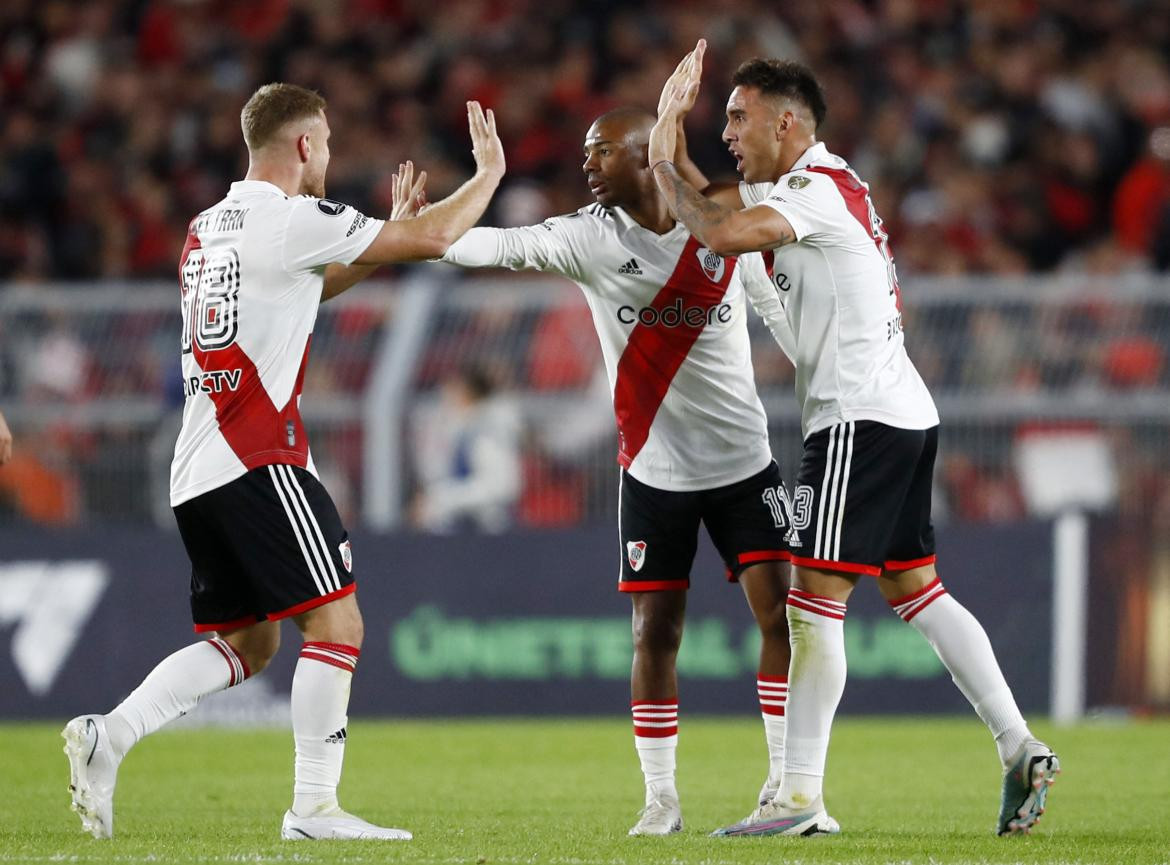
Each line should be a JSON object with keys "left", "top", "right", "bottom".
{"left": 756, "top": 602, "right": 790, "bottom": 641}
{"left": 632, "top": 608, "right": 684, "bottom": 656}
{"left": 306, "top": 605, "right": 364, "bottom": 649}
{"left": 223, "top": 626, "right": 280, "bottom": 676}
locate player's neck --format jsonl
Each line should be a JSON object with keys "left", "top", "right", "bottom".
{"left": 773, "top": 136, "right": 819, "bottom": 180}
{"left": 244, "top": 161, "right": 304, "bottom": 198}
{"left": 625, "top": 196, "right": 675, "bottom": 235}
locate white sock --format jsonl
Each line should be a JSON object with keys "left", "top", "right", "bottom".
{"left": 291, "top": 642, "right": 360, "bottom": 817}
{"left": 757, "top": 674, "right": 787, "bottom": 788}
{"left": 105, "top": 638, "right": 249, "bottom": 756}
{"left": 779, "top": 589, "right": 847, "bottom": 810}
{"left": 890, "top": 578, "right": 1032, "bottom": 765}
{"left": 632, "top": 699, "right": 678, "bottom": 801}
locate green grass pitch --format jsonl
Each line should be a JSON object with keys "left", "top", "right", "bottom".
{"left": 2, "top": 716, "right": 1168, "bottom": 865}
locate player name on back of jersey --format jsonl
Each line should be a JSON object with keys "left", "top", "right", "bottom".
{"left": 191, "top": 207, "right": 250, "bottom": 235}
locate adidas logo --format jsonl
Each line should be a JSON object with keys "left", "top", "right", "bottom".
{"left": 617, "top": 258, "right": 643, "bottom": 275}
{"left": 325, "top": 727, "right": 347, "bottom": 744}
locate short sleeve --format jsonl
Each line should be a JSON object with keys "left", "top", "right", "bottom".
{"left": 282, "top": 197, "right": 385, "bottom": 272}
{"left": 739, "top": 181, "right": 775, "bottom": 207}
{"left": 753, "top": 173, "right": 849, "bottom": 244}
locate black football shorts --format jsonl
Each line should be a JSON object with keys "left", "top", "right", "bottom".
{"left": 788, "top": 421, "right": 938, "bottom": 576}
{"left": 173, "top": 463, "right": 355, "bottom": 632}
{"left": 617, "top": 461, "right": 792, "bottom": 591}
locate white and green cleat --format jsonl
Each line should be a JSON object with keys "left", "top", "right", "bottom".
{"left": 997, "top": 739, "right": 1060, "bottom": 835}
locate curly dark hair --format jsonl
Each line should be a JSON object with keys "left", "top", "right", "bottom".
{"left": 731, "top": 59, "right": 827, "bottom": 130}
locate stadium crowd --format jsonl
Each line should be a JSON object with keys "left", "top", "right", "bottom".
{"left": 1, "top": 0, "right": 1169, "bottom": 282}
{"left": 1, "top": 0, "right": 1170, "bottom": 530}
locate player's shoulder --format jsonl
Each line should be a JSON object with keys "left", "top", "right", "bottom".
{"left": 538, "top": 204, "right": 613, "bottom": 236}
{"left": 289, "top": 195, "right": 354, "bottom": 218}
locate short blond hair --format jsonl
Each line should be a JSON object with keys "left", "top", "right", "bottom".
{"left": 240, "top": 83, "right": 326, "bottom": 151}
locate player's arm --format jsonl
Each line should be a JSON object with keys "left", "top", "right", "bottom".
{"left": 0, "top": 408, "right": 11, "bottom": 466}
{"left": 321, "top": 161, "right": 428, "bottom": 301}
{"left": 650, "top": 39, "right": 794, "bottom": 254}
{"left": 439, "top": 220, "right": 584, "bottom": 280}
{"left": 653, "top": 163, "right": 796, "bottom": 255}
{"left": 354, "top": 101, "right": 505, "bottom": 264}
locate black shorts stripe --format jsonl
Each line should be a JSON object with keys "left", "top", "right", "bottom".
{"left": 268, "top": 464, "right": 330, "bottom": 595}
{"left": 277, "top": 464, "right": 341, "bottom": 593}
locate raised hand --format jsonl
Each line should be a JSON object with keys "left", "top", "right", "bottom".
{"left": 390, "top": 160, "right": 428, "bottom": 220}
{"left": 657, "top": 38, "right": 707, "bottom": 120}
{"left": 650, "top": 39, "right": 707, "bottom": 166}
{"left": 467, "top": 100, "right": 506, "bottom": 181}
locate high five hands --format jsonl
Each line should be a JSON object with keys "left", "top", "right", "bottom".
{"left": 649, "top": 38, "right": 707, "bottom": 168}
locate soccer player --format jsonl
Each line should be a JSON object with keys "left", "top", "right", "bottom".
{"left": 648, "top": 43, "right": 1059, "bottom": 837}
{"left": 62, "top": 83, "right": 506, "bottom": 841}
{"left": 401, "top": 107, "right": 799, "bottom": 836}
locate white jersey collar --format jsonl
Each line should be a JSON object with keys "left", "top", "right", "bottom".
{"left": 229, "top": 179, "right": 289, "bottom": 197}
{"left": 610, "top": 205, "right": 687, "bottom": 240}
{"left": 789, "top": 141, "right": 828, "bottom": 173}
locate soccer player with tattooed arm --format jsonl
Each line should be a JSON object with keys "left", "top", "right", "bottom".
{"left": 62, "top": 83, "right": 505, "bottom": 842}
{"left": 648, "top": 40, "right": 1059, "bottom": 838}
{"left": 394, "top": 105, "right": 799, "bottom": 836}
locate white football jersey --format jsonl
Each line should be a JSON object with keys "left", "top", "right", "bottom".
{"left": 170, "top": 180, "right": 384, "bottom": 506}
{"left": 738, "top": 142, "right": 939, "bottom": 439}
{"left": 443, "top": 205, "right": 773, "bottom": 492}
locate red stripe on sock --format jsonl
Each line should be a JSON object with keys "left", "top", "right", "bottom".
{"left": 223, "top": 640, "right": 251, "bottom": 681}
{"left": 632, "top": 697, "right": 678, "bottom": 737}
{"left": 206, "top": 638, "right": 248, "bottom": 686}
{"left": 300, "top": 652, "right": 357, "bottom": 672}
{"left": 303, "top": 641, "right": 361, "bottom": 658}
{"left": 786, "top": 596, "right": 846, "bottom": 621}
{"left": 887, "top": 576, "right": 944, "bottom": 608}
{"left": 633, "top": 725, "right": 678, "bottom": 737}
{"left": 758, "top": 671, "right": 787, "bottom": 716}
{"left": 300, "top": 643, "right": 360, "bottom": 672}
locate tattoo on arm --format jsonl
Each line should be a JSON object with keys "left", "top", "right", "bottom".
{"left": 654, "top": 162, "right": 731, "bottom": 241}
{"left": 772, "top": 221, "right": 796, "bottom": 248}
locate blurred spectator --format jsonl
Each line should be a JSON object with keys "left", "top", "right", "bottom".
{"left": 0, "top": 0, "right": 1168, "bottom": 281}
{"left": 1113, "top": 126, "right": 1170, "bottom": 264}
{"left": 409, "top": 363, "right": 522, "bottom": 533}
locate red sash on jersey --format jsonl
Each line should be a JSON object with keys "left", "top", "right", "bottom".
{"left": 612, "top": 237, "right": 737, "bottom": 470}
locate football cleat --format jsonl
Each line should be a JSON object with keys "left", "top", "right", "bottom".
{"left": 628, "top": 791, "right": 683, "bottom": 836}
{"left": 62, "top": 715, "right": 122, "bottom": 839}
{"left": 711, "top": 796, "right": 840, "bottom": 837}
{"left": 281, "top": 808, "right": 412, "bottom": 840}
{"left": 997, "top": 739, "right": 1060, "bottom": 836}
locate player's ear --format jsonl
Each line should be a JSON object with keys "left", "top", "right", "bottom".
{"left": 775, "top": 111, "right": 791, "bottom": 141}
{"left": 296, "top": 133, "right": 311, "bottom": 164}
